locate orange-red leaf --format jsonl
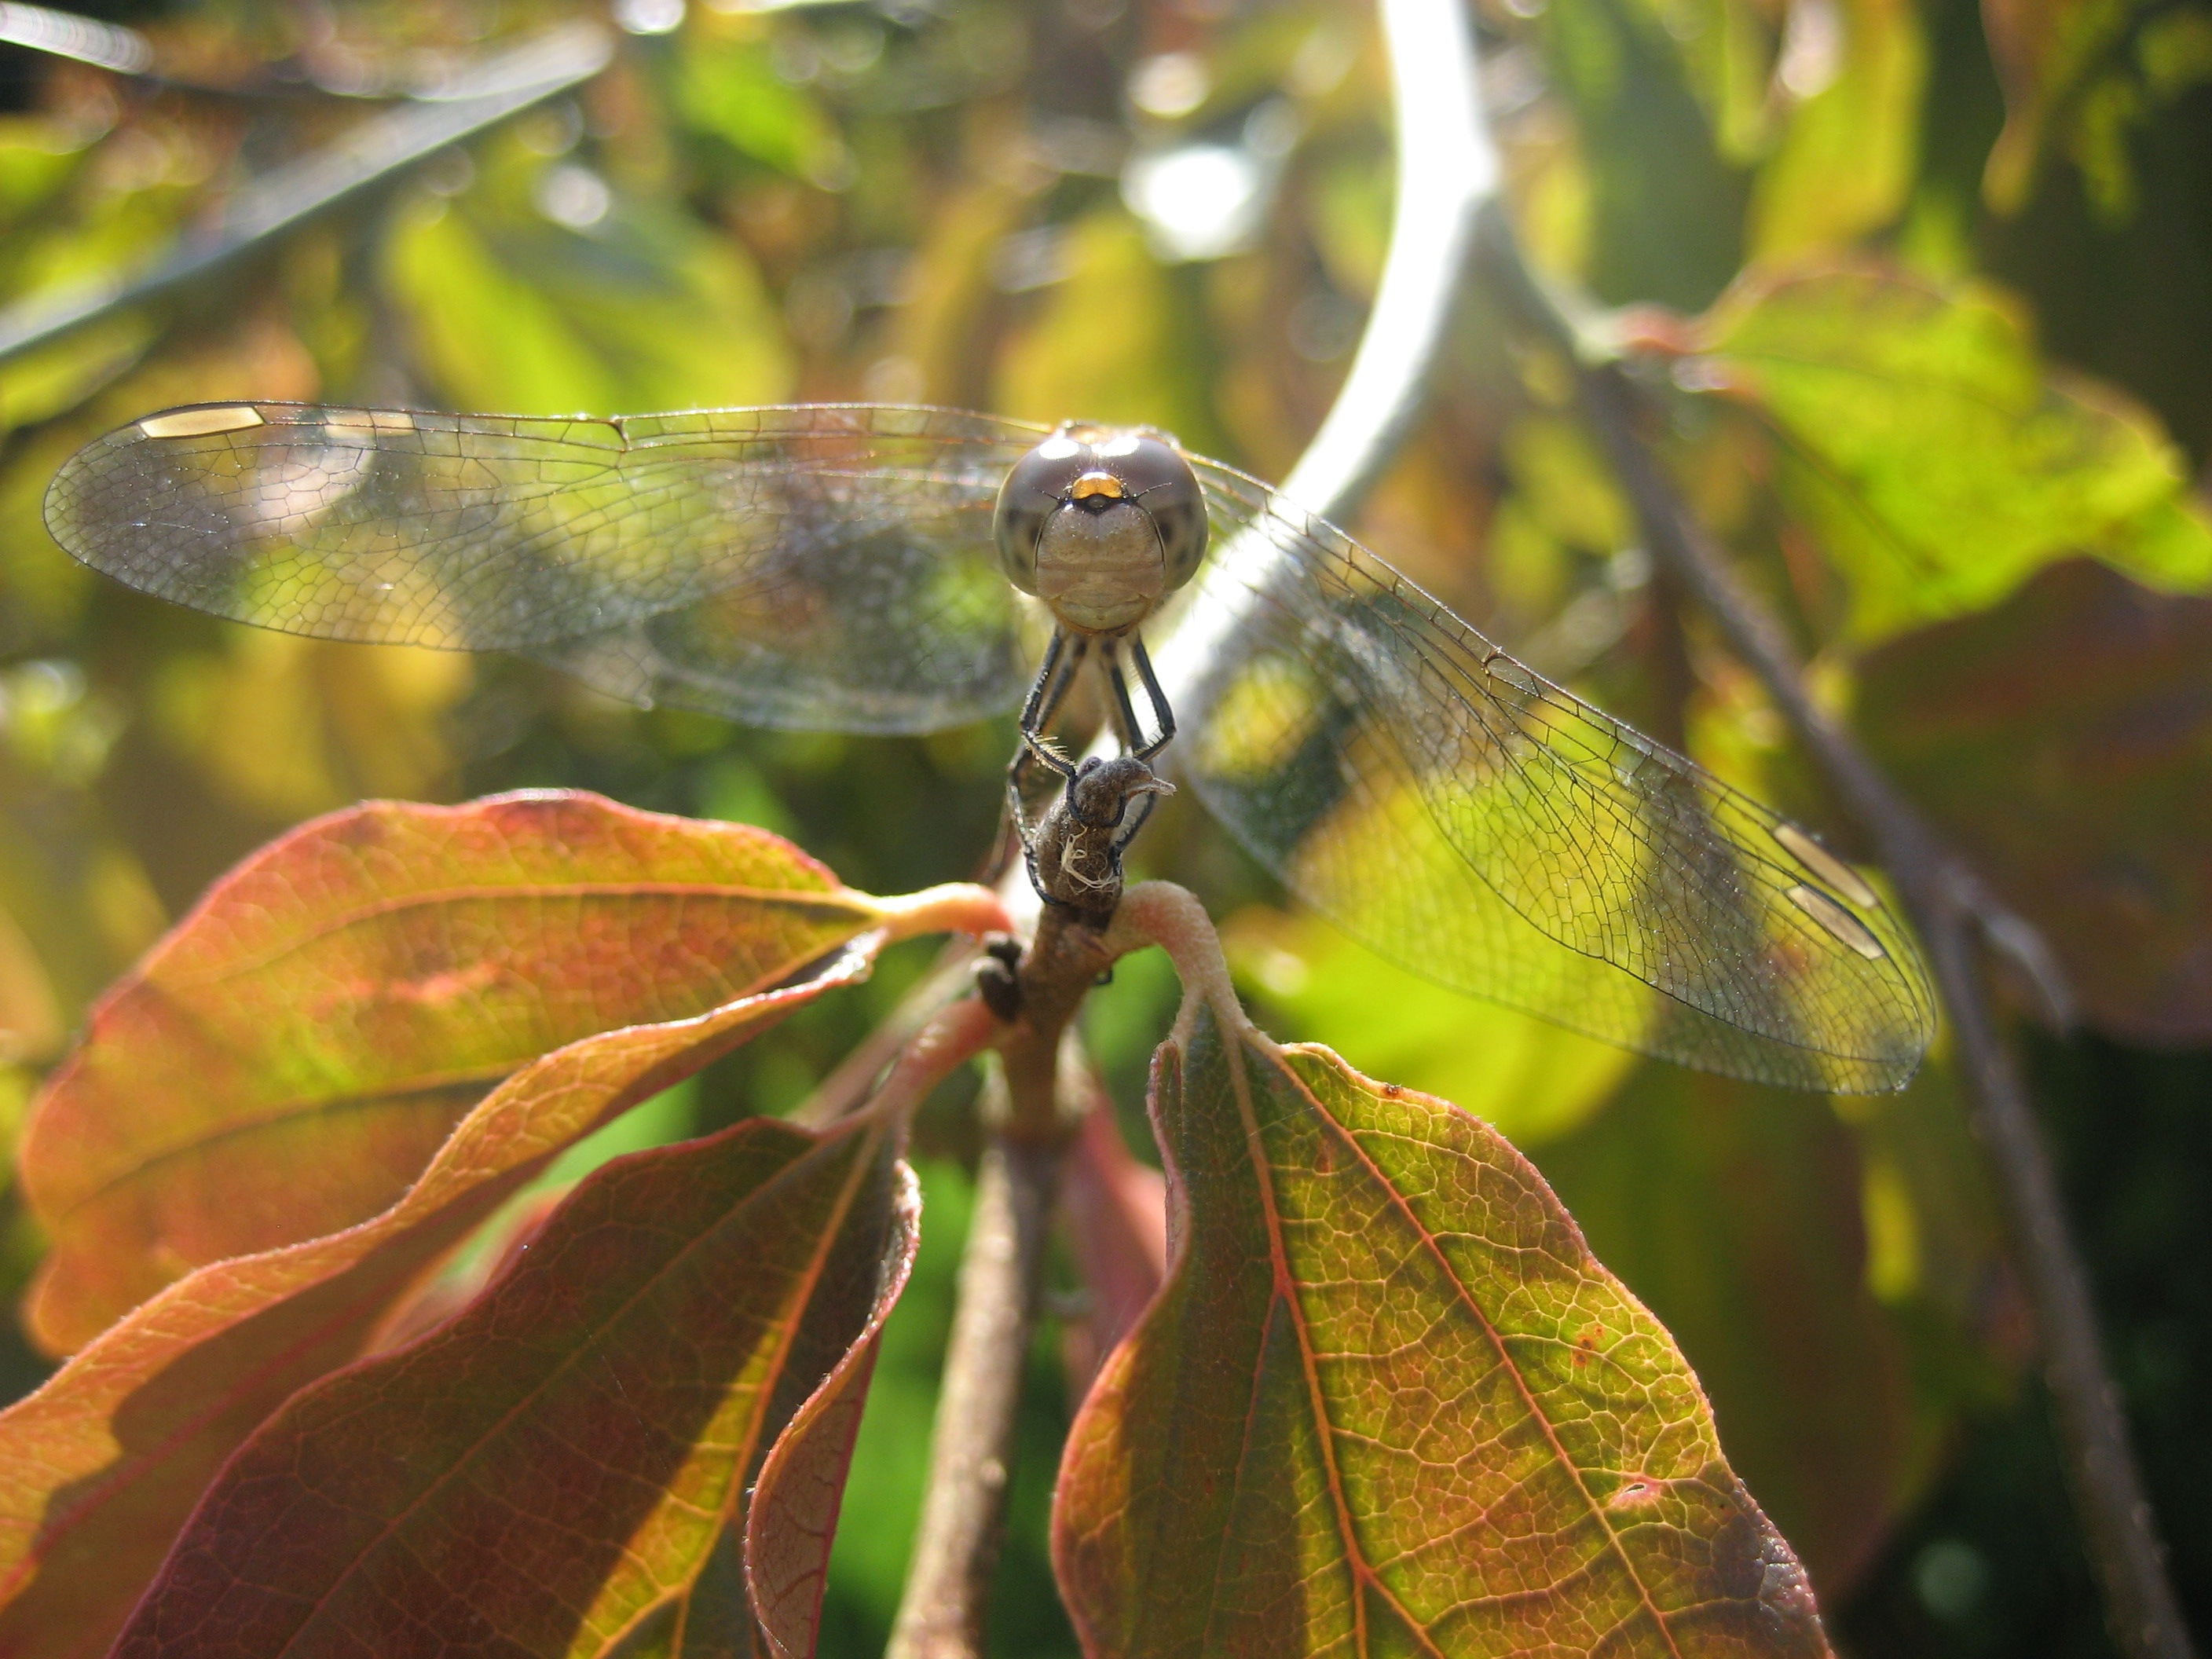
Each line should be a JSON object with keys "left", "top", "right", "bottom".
{"left": 0, "top": 950, "right": 870, "bottom": 1659}
{"left": 20, "top": 790, "right": 886, "bottom": 1352}
{"left": 1059, "top": 1093, "right": 1166, "bottom": 1400}
{"left": 1859, "top": 558, "right": 2212, "bottom": 1045}
{"left": 111, "top": 1111, "right": 918, "bottom": 1659}
{"left": 1055, "top": 991, "right": 1830, "bottom": 1658}
{"left": 745, "top": 1195, "right": 914, "bottom": 1659}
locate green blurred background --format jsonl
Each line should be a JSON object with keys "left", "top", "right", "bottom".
{"left": 0, "top": 0, "right": 2206, "bottom": 1654}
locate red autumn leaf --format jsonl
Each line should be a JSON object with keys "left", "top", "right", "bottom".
{"left": 109, "top": 1111, "right": 920, "bottom": 1659}
{"left": 1054, "top": 978, "right": 1829, "bottom": 1657}
{"left": 18, "top": 790, "right": 892, "bottom": 1353}
{"left": 0, "top": 943, "right": 873, "bottom": 1659}
{"left": 1059, "top": 1086, "right": 1167, "bottom": 1401}
{"left": 1859, "top": 558, "right": 2212, "bottom": 1045}
{"left": 744, "top": 1181, "right": 918, "bottom": 1659}
{"left": 746, "top": 995, "right": 1001, "bottom": 1659}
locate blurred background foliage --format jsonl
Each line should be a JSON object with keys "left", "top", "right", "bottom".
{"left": 0, "top": 0, "right": 2205, "bottom": 1652}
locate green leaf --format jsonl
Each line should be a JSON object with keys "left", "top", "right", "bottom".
{"left": 1555, "top": 0, "right": 1779, "bottom": 162}
{"left": 1748, "top": 0, "right": 1927, "bottom": 256}
{"left": 1682, "top": 262, "right": 2212, "bottom": 641}
{"left": 382, "top": 139, "right": 791, "bottom": 416}
{"left": 15, "top": 791, "right": 912, "bottom": 1353}
{"left": 1055, "top": 990, "right": 1829, "bottom": 1657}
{"left": 677, "top": 35, "right": 839, "bottom": 179}
{"left": 0, "top": 951, "right": 872, "bottom": 1659}
{"left": 1979, "top": 0, "right": 2152, "bottom": 210}
{"left": 991, "top": 209, "right": 1221, "bottom": 458}
{"left": 1859, "top": 557, "right": 2212, "bottom": 1044}
{"left": 108, "top": 1113, "right": 917, "bottom": 1659}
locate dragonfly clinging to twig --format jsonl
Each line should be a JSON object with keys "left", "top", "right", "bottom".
{"left": 44, "top": 400, "right": 1935, "bottom": 1093}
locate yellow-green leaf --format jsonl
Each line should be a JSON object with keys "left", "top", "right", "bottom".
{"left": 1055, "top": 987, "right": 1829, "bottom": 1657}
{"left": 1683, "top": 262, "right": 2212, "bottom": 641}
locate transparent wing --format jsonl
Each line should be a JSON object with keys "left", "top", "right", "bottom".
{"left": 44, "top": 402, "right": 1046, "bottom": 734}
{"left": 1179, "top": 461, "right": 1936, "bottom": 1093}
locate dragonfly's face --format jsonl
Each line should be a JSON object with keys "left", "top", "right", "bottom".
{"left": 992, "top": 424, "right": 1207, "bottom": 635}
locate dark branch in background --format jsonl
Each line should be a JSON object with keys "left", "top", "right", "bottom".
{"left": 0, "top": 20, "right": 613, "bottom": 368}
{"left": 882, "top": 2, "right": 1495, "bottom": 1652}
{"left": 0, "top": 0, "right": 538, "bottom": 101}
{"left": 1472, "top": 206, "right": 2197, "bottom": 1659}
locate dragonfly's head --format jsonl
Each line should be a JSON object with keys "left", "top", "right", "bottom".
{"left": 994, "top": 423, "right": 1207, "bottom": 635}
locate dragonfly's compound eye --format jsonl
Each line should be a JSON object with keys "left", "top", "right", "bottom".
{"left": 993, "top": 437, "right": 1091, "bottom": 595}
{"left": 1096, "top": 434, "right": 1207, "bottom": 593}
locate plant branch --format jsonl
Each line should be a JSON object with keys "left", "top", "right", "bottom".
{"left": 1474, "top": 207, "right": 2196, "bottom": 1659}
{"left": 881, "top": 1075, "right": 1066, "bottom": 1659}
{"left": 2, "top": 0, "right": 516, "bottom": 101}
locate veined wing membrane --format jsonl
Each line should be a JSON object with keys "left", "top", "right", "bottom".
{"left": 1180, "top": 464, "right": 1936, "bottom": 1093}
{"left": 45, "top": 402, "right": 1047, "bottom": 734}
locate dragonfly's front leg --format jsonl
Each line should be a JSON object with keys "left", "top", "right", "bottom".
{"left": 998, "top": 628, "right": 1089, "bottom": 884}
{"left": 1097, "top": 632, "right": 1177, "bottom": 851}
{"left": 1111, "top": 632, "right": 1177, "bottom": 761}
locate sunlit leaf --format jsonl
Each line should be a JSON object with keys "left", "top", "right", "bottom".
{"left": 1056, "top": 991, "right": 1829, "bottom": 1657}
{"left": 108, "top": 1113, "right": 917, "bottom": 1659}
{"left": 1534, "top": 0, "right": 1760, "bottom": 311}
{"left": 382, "top": 138, "right": 791, "bottom": 417}
{"left": 1533, "top": 1062, "right": 1928, "bottom": 1593}
{"left": 1668, "top": 262, "right": 2212, "bottom": 641}
{"left": 1979, "top": 0, "right": 2152, "bottom": 209}
{"left": 17, "top": 791, "right": 892, "bottom": 1353}
{"left": 148, "top": 632, "right": 471, "bottom": 820}
{"left": 992, "top": 209, "right": 1221, "bottom": 456}
{"left": 0, "top": 315, "right": 152, "bottom": 434}
{"left": 1749, "top": 0, "right": 1927, "bottom": 256}
{"left": 678, "top": 32, "right": 839, "bottom": 180}
{"left": 0, "top": 950, "right": 870, "bottom": 1659}
{"left": 880, "top": 177, "right": 1027, "bottom": 408}
{"left": 0, "top": 119, "right": 85, "bottom": 235}
{"left": 0, "top": 898, "right": 61, "bottom": 1066}
{"left": 1859, "top": 558, "right": 2212, "bottom": 1044}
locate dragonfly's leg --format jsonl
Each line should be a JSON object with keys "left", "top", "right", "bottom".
{"left": 1098, "top": 638, "right": 1145, "bottom": 755}
{"left": 1016, "top": 628, "right": 1086, "bottom": 782}
{"left": 1097, "top": 637, "right": 1177, "bottom": 853}
{"left": 1125, "top": 633, "right": 1177, "bottom": 761}
{"left": 995, "top": 630, "right": 1089, "bottom": 882}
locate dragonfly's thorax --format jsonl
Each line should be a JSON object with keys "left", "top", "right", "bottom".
{"left": 993, "top": 423, "right": 1207, "bottom": 635}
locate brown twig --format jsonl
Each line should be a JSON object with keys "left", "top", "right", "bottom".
{"left": 1474, "top": 207, "right": 2196, "bottom": 1659}
{"left": 882, "top": 1078, "right": 1067, "bottom": 1659}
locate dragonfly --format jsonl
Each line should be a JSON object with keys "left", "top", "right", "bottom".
{"left": 44, "top": 400, "right": 1934, "bottom": 1093}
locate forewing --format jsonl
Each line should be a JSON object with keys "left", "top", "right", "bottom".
{"left": 45, "top": 402, "right": 1043, "bottom": 734}
{"left": 1179, "top": 463, "right": 1936, "bottom": 1093}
